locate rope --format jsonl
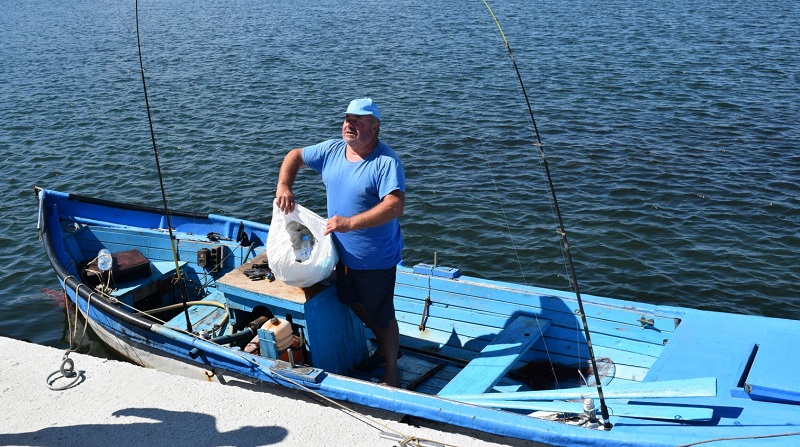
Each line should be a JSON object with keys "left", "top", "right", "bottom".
{"left": 252, "top": 358, "right": 458, "bottom": 447}
{"left": 284, "top": 376, "right": 434, "bottom": 443}
{"left": 399, "top": 436, "right": 424, "bottom": 447}
{"left": 47, "top": 274, "right": 92, "bottom": 391}
{"left": 51, "top": 271, "right": 448, "bottom": 445}
{"left": 58, "top": 256, "right": 422, "bottom": 440}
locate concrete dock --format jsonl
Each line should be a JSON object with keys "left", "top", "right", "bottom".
{"left": 0, "top": 337, "right": 532, "bottom": 447}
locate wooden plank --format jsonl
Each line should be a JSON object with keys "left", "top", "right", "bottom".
{"left": 524, "top": 337, "right": 659, "bottom": 370}
{"left": 109, "top": 260, "right": 186, "bottom": 307}
{"left": 111, "top": 260, "right": 182, "bottom": 294}
{"left": 76, "top": 236, "right": 175, "bottom": 267}
{"left": 76, "top": 226, "right": 176, "bottom": 251}
{"left": 438, "top": 316, "right": 550, "bottom": 396}
{"left": 396, "top": 306, "right": 514, "bottom": 346}
{"left": 217, "top": 253, "right": 328, "bottom": 305}
{"left": 427, "top": 274, "right": 684, "bottom": 323}
{"left": 457, "top": 399, "right": 714, "bottom": 421}
{"left": 396, "top": 295, "right": 667, "bottom": 354}
{"left": 745, "top": 342, "right": 800, "bottom": 404}
{"left": 398, "top": 332, "right": 480, "bottom": 363}
{"left": 422, "top": 275, "right": 680, "bottom": 333}
{"left": 78, "top": 226, "right": 243, "bottom": 269}
{"left": 450, "top": 377, "right": 716, "bottom": 402}
{"left": 428, "top": 287, "right": 677, "bottom": 337}
{"left": 396, "top": 301, "right": 662, "bottom": 368}
{"left": 541, "top": 324, "right": 667, "bottom": 357}
{"left": 397, "top": 283, "right": 676, "bottom": 348}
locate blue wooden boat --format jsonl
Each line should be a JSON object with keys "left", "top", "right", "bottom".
{"left": 36, "top": 186, "right": 800, "bottom": 446}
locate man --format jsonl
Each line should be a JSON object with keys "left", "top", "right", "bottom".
{"left": 275, "top": 98, "right": 405, "bottom": 387}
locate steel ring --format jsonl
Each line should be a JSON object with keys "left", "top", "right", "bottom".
{"left": 46, "top": 369, "right": 82, "bottom": 391}
{"left": 60, "top": 357, "right": 76, "bottom": 377}
{"left": 46, "top": 358, "right": 82, "bottom": 391}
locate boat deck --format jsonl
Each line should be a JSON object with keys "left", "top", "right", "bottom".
{"left": 60, "top": 221, "right": 679, "bottom": 394}
{"left": 39, "top": 188, "right": 800, "bottom": 446}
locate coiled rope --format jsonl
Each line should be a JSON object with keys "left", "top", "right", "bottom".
{"left": 46, "top": 274, "right": 91, "bottom": 391}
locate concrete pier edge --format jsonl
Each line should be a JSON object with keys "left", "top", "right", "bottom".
{"left": 0, "top": 336, "right": 525, "bottom": 447}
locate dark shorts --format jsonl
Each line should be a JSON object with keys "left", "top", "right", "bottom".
{"left": 335, "top": 262, "right": 397, "bottom": 329}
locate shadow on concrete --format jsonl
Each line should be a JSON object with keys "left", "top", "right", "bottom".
{"left": 0, "top": 407, "right": 288, "bottom": 447}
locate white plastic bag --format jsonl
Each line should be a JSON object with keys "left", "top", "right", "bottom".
{"left": 266, "top": 199, "right": 338, "bottom": 287}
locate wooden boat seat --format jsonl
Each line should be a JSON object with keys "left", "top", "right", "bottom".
{"left": 744, "top": 341, "right": 800, "bottom": 404}
{"left": 438, "top": 315, "right": 551, "bottom": 396}
{"left": 110, "top": 260, "right": 186, "bottom": 306}
{"left": 83, "top": 249, "right": 151, "bottom": 287}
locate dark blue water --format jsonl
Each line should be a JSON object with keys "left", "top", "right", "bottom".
{"left": 1, "top": 0, "right": 798, "bottom": 354}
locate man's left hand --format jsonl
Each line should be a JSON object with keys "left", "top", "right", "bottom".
{"left": 324, "top": 215, "right": 353, "bottom": 235}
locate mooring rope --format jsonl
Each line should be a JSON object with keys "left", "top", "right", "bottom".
{"left": 47, "top": 274, "right": 92, "bottom": 391}
{"left": 256, "top": 365, "right": 459, "bottom": 447}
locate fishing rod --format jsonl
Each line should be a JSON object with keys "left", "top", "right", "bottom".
{"left": 480, "top": 0, "right": 612, "bottom": 429}
{"left": 135, "top": 0, "right": 193, "bottom": 333}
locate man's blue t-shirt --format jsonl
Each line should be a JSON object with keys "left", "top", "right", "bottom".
{"left": 302, "top": 139, "right": 405, "bottom": 270}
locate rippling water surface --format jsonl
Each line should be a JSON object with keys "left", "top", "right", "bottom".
{"left": 1, "top": 0, "right": 798, "bottom": 354}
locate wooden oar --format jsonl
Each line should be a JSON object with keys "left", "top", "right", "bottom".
{"left": 462, "top": 399, "right": 714, "bottom": 421}
{"left": 449, "top": 377, "right": 716, "bottom": 402}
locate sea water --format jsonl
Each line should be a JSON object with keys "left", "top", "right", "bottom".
{"left": 0, "top": 0, "right": 797, "bottom": 356}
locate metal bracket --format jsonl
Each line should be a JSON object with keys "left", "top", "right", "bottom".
{"left": 269, "top": 361, "right": 324, "bottom": 383}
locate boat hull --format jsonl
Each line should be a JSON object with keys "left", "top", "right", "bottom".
{"left": 36, "top": 187, "right": 800, "bottom": 447}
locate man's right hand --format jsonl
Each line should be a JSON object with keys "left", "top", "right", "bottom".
{"left": 276, "top": 186, "right": 295, "bottom": 214}
{"left": 275, "top": 148, "right": 305, "bottom": 214}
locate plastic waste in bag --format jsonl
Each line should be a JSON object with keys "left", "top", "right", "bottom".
{"left": 285, "top": 221, "right": 315, "bottom": 262}
{"left": 266, "top": 199, "right": 338, "bottom": 287}
{"left": 298, "top": 234, "right": 313, "bottom": 262}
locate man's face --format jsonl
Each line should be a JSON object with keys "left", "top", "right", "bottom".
{"left": 342, "top": 114, "right": 378, "bottom": 148}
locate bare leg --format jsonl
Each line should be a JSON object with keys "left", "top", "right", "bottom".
{"left": 375, "top": 319, "right": 400, "bottom": 387}
{"left": 348, "top": 303, "right": 400, "bottom": 387}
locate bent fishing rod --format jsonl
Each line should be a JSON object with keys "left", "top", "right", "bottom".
{"left": 481, "top": 0, "right": 612, "bottom": 428}
{"left": 135, "top": 0, "right": 193, "bottom": 333}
